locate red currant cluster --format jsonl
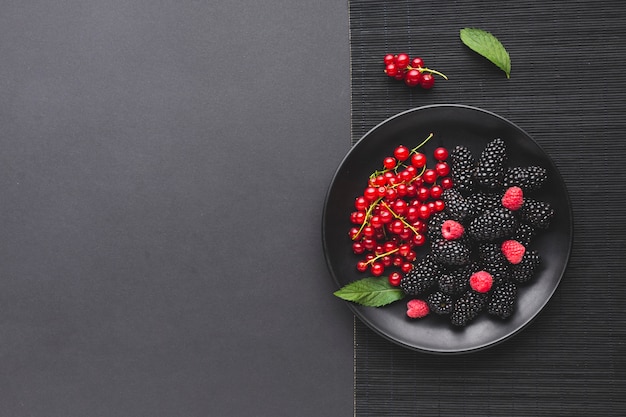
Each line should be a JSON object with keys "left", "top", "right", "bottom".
{"left": 383, "top": 53, "right": 448, "bottom": 89}
{"left": 349, "top": 134, "right": 453, "bottom": 287}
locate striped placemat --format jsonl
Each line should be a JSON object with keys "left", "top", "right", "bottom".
{"left": 349, "top": 1, "right": 626, "bottom": 415}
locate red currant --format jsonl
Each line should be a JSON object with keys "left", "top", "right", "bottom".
{"left": 395, "top": 53, "right": 410, "bottom": 69}
{"left": 394, "top": 145, "right": 410, "bottom": 161}
{"left": 423, "top": 169, "right": 438, "bottom": 184}
{"left": 370, "top": 262, "right": 384, "bottom": 276}
{"left": 420, "top": 73, "right": 435, "bottom": 89}
{"left": 404, "top": 69, "right": 421, "bottom": 87}
{"left": 412, "top": 233, "right": 426, "bottom": 246}
{"left": 435, "top": 162, "right": 450, "bottom": 177}
{"left": 385, "top": 63, "right": 398, "bottom": 77}
{"left": 401, "top": 262, "right": 413, "bottom": 273}
{"left": 383, "top": 156, "right": 396, "bottom": 169}
{"left": 356, "top": 260, "right": 369, "bottom": 272}
{"left": 430, "top": 184, "right": 443, "bottom": 199}
{"left": 434, "top": 199, "right": 446, "bottom": 212}
{"left": 352, "top": 241, "right": 365, "bottom": 254}
{"left": 433, "top": 147, "right": 449, "bottom": 161}
{"left": 364, "top": 186, "right": 378, "bottom": 201}
{"left": 418, "top": 204, "right": 431, "bottom": 219}
{"left": 440, "top": 177, "right": 453, "bottom": 189}
{"left": 388, "top": 272, "right": 402, "bottom": 287}
{"left": 410, "top": 57, "right": 424, "bottom": 68}
{"left": 411, "top": 152, "right": 427, "bottom": 168}
{"left": 384, "top": 54, "right": 395, "bottom": 65}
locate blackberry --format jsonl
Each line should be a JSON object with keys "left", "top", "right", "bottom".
{"left": 431, "top": 238, "right": 471, "bottom": 266}
{"left": 478, "top": 242, "right": 507, "bottom": 264}
{"left": 511, "top": 223, "right": 537, "bottom": 246}
{"left": 474, "top": 138, "right": 507, "bottom": 189}
{"left": 467, "top": 207, "right": 519, "bottom": 242}
{"left": 442, "top": 188, "right": 472, "bottom": 221}
{"left": 488, "top": 281, "right": 518, "bottom": 319}
{"left": 449, "top": 145, "right": 476, "bottom": 192}
{"left": 466, "top": 192, "right": 502, "bottom": 218}
{"left": 480, "top": 260, "right": 509, "bottom": 286}
{"left": 510, "top": 250, "right": 541, "bottom": 284}
{"left": 427, "top": 211, "right": 447, "bottom": 240}
{"left": 503, "top": 166, "right": 547, "bottom": 192}
{"left": 427, "top": 291, "right": 454, "bottom": 315}
{"left": 519, "top": 199, "right": 554, "bottom": 229}
{"left": 438, "top": 262, "right": 478, "bottom": 295}
{"left": 450, "top": 290, "right": 488, "bottom": 327}
{"left": 400, "top": 254, "right": 443, "bottom": 295}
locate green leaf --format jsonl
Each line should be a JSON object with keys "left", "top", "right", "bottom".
{"left": 334, "top": 277, "right": 405, "bottom": 307}
{"left": 460, "top": 28, "right": 511, "bottom": 78}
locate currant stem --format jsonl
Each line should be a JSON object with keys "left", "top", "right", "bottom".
{"left": 408, "top": 66, "right": 448, "bottom": 80}
{"left": 352, "top": 196, "right": 383, "bottom": 240}
{"left": 411, "top": 133, "right": 434, "bottom": 153}
{"left": 381, "top": 201, "right": 421, "bottom": 237}
{"left": 365, "top": 247, "right": 400, "bottom": 266}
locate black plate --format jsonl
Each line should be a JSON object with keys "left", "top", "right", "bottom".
{"left": 322, "top": 104, "right": 572, "bottom": 354}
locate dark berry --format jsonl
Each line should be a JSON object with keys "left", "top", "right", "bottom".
{"left": 510, "top": 250, "right": 541, "bottom": 284}
{"left": 511, "top": 223, "right": 537, "bottom": 247}
{"left": 467, "top": 207, "right": 519, "bottom": 242}
{"left": 427, "top": 291, "right": 454, "bottom": 315}
{"left": 474, "top": 138, "right": 507, "bottom": 189}
{"left": 450, "top": 290, "right": 488, "bottom": 327}
{"left": 488, "top": 281, "right": 518, "bottom": 319}
{"left": 518, "top": 199, "right": 554, "bottom": 229}
{"left": 400, "top": 254, "right": 443, "bottom": 295}
{"left": 431, "top": 238, "right": 471, "bottom": 266}
{"left": 442, "top": 188, "right": 473, "bottom": 221}
{"left": 449, "top": 145, "right": 475, "bottom": 192}
{"left": 503, "top": 166, "right": 547, "bottom": 192}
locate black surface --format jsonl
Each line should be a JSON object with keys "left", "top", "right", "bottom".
{"left": 0, "top": 1, "right": 353, "bottom": 416}
{"left": 324, "top": 104, "right": 572, "bottom": 353}
{"left": 349, "top": 0, "right": 626, "bottom": 415}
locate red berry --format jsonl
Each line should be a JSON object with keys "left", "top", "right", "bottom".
{"left": 406, "top": 299, "right": 429, "bottom": 318}
{"left": 405, "top": 69, "right": 421, "bottom": 87}
{"left": 394, "top": 145, "right": 410, "bottom": 161}
{"left": 502, "top": 186, "right": 524, "bottom": 211}
{"left": 420, "top": 73, "right": 435, "bottom": 89}
{"left": 355, "top": 196, "right": 368, "bottom": 211}
{"left": 352, "top": 241, "right": 365, "bottom": 254}
{"left": 363, "top": 186, "right": 378, "bottom": 201}
{"left": 501, "top": 240, "right": 526, "bottom": 264}
{"left": 395, "top": 53, "right": 410, "bottom": 69}
{"left": 440, "top": 177, "right": 453, "bottom": 189}
{"left": 435, "top": 162, "right": 450, "bottom": 177}
{"left": 412, "top": 233, "right": 426, "bottom": 246}
{"left": 469, "top": 271, "right": 493, "bottom": 293}
{"left": 422, "top": 169, "right": 438, "bottom": 184}
{"left": 401, "top": 262, "right": 413, "bottom": 273}
{"left": 370, "top": 262, "right": 384, "bottom": 276}
{"left": 417, "top": 186, "right": 430, "bottom": 201}
{"left": 388, "top": 272, "right": 402, "bottom": 287}
{"left": 441, "top": 220, "right": 465, "bottom": 240}
{"left": 356, "top": 260, "right": 368, "bottom": 272}
{"left": 430, "top": 184, "right": 443, "bottom": 199}
{"left": 418, "top": 204, "right": 431, "bottom": 219}
{"left": 384, "top": 54, "right": 395, "bottom": 65}
{"left": 434, "top": 199, "right": 446, "bottom": 212}
{"left": 385, "top": 63, "right": 398, "bottom": 77}
{"left": 383, "top": 156, "right": 397, "bottom": 169}
{"left": 410, "top": 57, "right": 424, "bottom": 68}
{"left": 411, "top": 152, "right": 427, "bottom": 168}
{"left": 433, "top": 147, "right": 449, "bottom": 161}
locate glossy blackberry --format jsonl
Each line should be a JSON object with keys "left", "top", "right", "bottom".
{"left": 442, "top": 188, "right": 472, "bottom": 221}
{"left": 488, "top": 281, "right": 518, "bottom": 319}
{"left": 449, "top": 145, "right": 475, "bottom": 192}
{"left": 427, "top": 211, "right": 447, "bottom": 240}
{"left": 503, "top": 166, "right": 547, "bottom": 192}
{"left": 511, "top": 223, "right": 537, "bottom": 246}
{"left": 431, "top": 238, "right": 471, "bottom": 266}
{"left": 480, "top": 260, "right": 509, "bottom": 286}
{"left": 466, "top": 192, "right": 501, "bottom": 218}
{"left": 467, "top": 207, "right": 519, "bottom": 242}
{"left": 519, "top": 199, "right": 554, "bottom": 229}
{"left": 450, "top": 290, "right": 488, "bottom": 327}
{"left": 510, "top": 250, "right": 541, "bottom": 284}
{"left": 400, "top": 254, "right": 443, "bottom": 295}
{"left": 438, "top": 262, "right": 478, "bottom": 295}
{"left": 478, "top": 242, "right": 507, "bottom": 264}
{"left": 427, "top": 291, "right": 454, "bottom": 315}
{"left": 474, "top": 138, "right": 507, "bottom": 189}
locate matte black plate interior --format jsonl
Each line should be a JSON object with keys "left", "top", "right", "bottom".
{"left": 322, "top": 104, "right": 573, "bottom": 354}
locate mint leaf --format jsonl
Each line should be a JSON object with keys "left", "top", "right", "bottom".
{"left": 460, "top": 28, "right": 511, "bottom": 78}
{"left": 334, "top": 277, "right": 405, "bottom": 307}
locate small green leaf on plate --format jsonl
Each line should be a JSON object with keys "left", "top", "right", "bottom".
{"left": 460, "top": 28, "right": 511, "bottom": 78}
{"left": 334, "top": 277, "right": 405, "bottom": 307}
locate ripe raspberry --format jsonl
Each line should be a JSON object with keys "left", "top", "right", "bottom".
{"left": 406, "top": 299, "right": 430, "bottom": 318}
{"left": 501, "top": 240, "right": 526, "bottom": 264}
{"left": 469, "top": 271, "right": 493, "bottom": 293}
{"left": 474, "top": 138, "right": 507, "bottom": 189}
{"left": 449, "top": 145, "right": 476, "bottom": 192}
{"left": 450, "top": 290, "right": 488, "bottom": 327}
{"left": 503, "top": 166, "right": 547, "bottom": 192}
{"left": 518, "top": 199, "right": 554, "bottom": 229}
{"left": 502, "top": 186, "right": 524, "bottom": 211}
{"left": 467, "top": 207, "right": 519, "bottom": 242}
{"left": 441, "top": 219, "right": 464, "bottom": 240}
{"left": 488, "top": 281, "right": 518, "bottom": 319}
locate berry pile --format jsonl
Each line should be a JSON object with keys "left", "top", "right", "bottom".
{"left": 349, "top": 134, "right": 453, "bottom": 285}
{"left": 347, "top": 135, "right": 555, "bottom": 328}
{"left": 383, "top": 53, "right": 448, "bottom": 89}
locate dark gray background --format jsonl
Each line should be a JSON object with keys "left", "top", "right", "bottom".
{"left": 0, "top": 1, "right": 353, "bottom": 416}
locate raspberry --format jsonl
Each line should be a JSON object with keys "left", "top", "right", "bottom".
{"left": 441, "top": 219, "right": 464, "bottom": 240}
{"left": 502, "top": 186, "right": 524, "bottom": 211}
{"left": 501, "top": 240, "right": 526, "bottom": 264}
{"left": 449, "top": 145, "right": 476, "bottom": 192}
{"left": 467, "top": 207, "right": 519, "bottom": 242}
{"left": 450, "top": 290, "right": 488, "bottom": 327}
{"left": 510, "top": 250, "right": 541, "bottom": 284}
{"left": 469, "top": 271, "right": 493, "bottom": 293}
{"left": 488, "top": 281, "right": 518, "bottom": 319}
{"left": 427, "top": 291, "right": 453, "bottom": 315}
{"left": 406, "top": 299, "right": 430, "bottom": 318}
{"left": 431, "top": 238, "right": 471, "bottom": 266}
{"left": 474, "top": 138, "right": 507, "bottom": 189}
{"left": 442, "top": 188, "right": 472, "bottom": 221}
{"left": 519, "top": 198, "right": 554, "bottom": 229}
{"left": 400, "top": 254, "right": 442, "bottom": 295}
{"left": 503, "top": 166, "right": 547, "bottom": 192}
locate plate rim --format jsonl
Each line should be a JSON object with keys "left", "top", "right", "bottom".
{"left": 322, "top": 103, "right": 573, "bottom": 354}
